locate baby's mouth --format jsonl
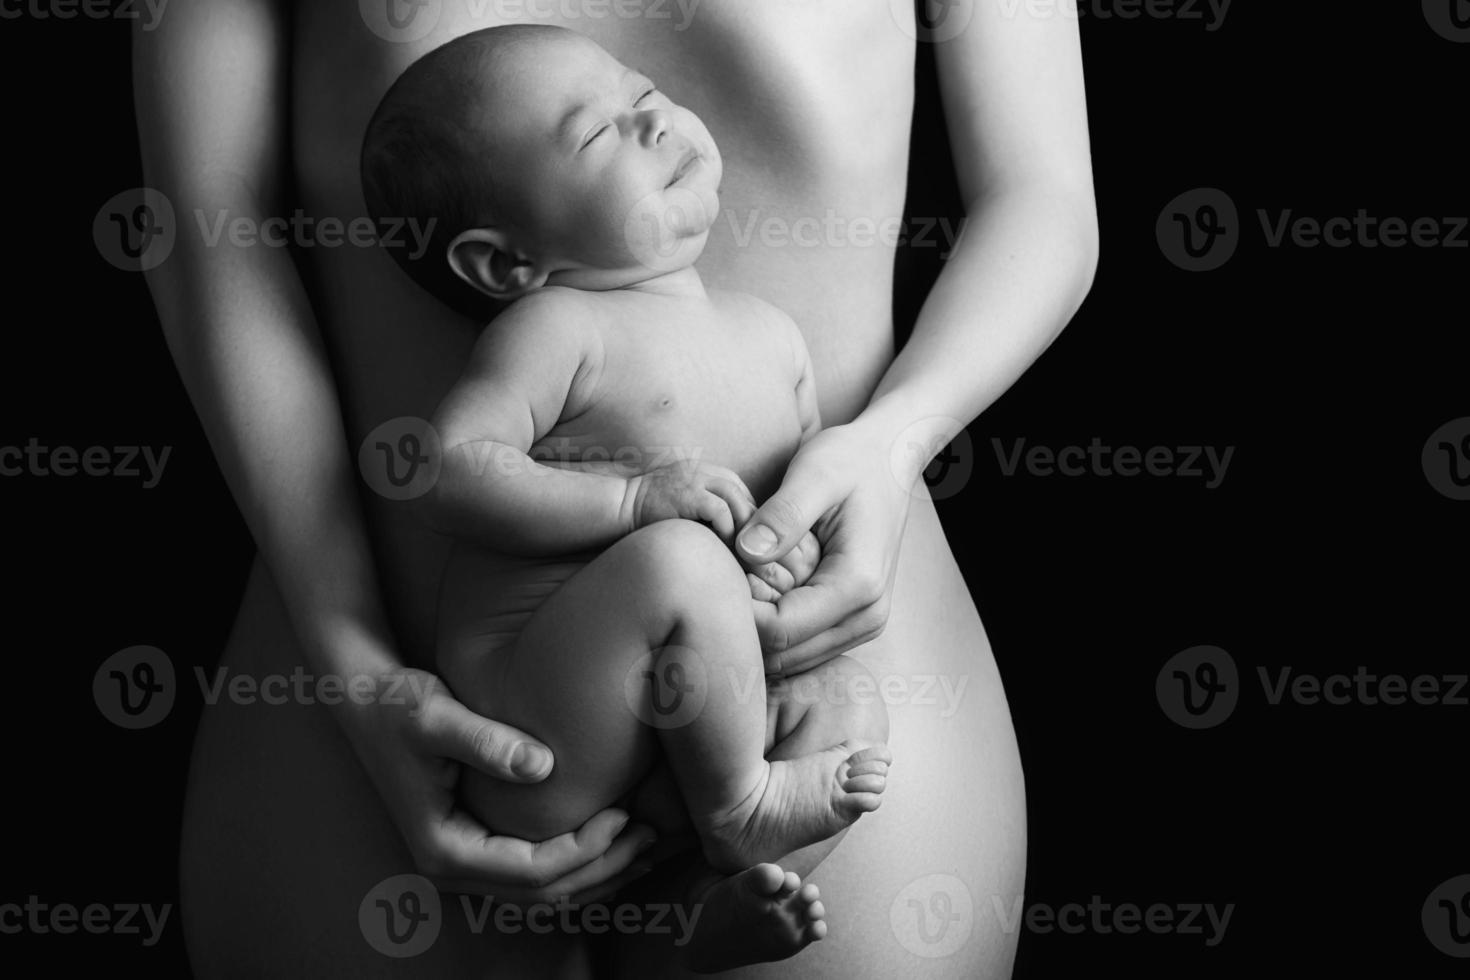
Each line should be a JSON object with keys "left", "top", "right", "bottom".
{"left": 667, "top": 148, "right": 702, "bottom": 188}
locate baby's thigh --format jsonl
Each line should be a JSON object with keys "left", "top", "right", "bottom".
{"left": 438, "top": 525, "right": 750, "bottom": 842}
{"left": 437, "top": 544, "right": 656, "bottom": 842}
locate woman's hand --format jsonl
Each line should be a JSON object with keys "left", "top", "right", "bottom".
{"left": 734, "top": 420, "right": 917, "bottom": 677}
{"left": 342, "top": 665, "right": 658, "bottom": 903}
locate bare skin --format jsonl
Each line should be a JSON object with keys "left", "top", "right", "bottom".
{"left": 143, "top": 1, "right": 1097, "bottom": 976}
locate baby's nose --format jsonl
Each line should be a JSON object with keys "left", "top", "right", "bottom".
{"left": 637, "top": 108, "right": 671, "bottom": 147}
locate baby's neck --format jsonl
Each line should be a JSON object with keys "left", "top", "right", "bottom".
{"left": 546, "top": 263, "right": 707, "bottom": 301}
{"left": 617, "top": 265, "right": 707, "bottom": 300}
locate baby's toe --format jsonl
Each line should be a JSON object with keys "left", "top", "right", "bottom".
{"left": 745, "top": 863, "right": 787, "bottom": 897}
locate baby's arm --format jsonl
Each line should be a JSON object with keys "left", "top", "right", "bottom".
{"left": 422, "top": 294, "right": 627, "bottom": 554}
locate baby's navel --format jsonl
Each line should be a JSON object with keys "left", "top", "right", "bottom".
{"left": 653, "top": 395, "right": 675, "bottom": 411}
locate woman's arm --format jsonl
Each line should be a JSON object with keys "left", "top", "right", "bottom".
{"left": 133, "top": 0, "right": 652, "bottom": 899}
{"left": 736, "top": 0, "right": 1098, "bottom": 672}
{"left": 868, "top": 0, "right": 1098, "bottom": 449}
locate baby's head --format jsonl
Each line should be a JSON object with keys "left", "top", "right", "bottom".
{"left": 361, "top": 25, "right": 723, "bottom": 317}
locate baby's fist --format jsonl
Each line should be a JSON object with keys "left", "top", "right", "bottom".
{"left": 624, "top": 461, "right": 755, "bottom": 542}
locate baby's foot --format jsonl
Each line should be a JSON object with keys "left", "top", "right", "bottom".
{"left": 684, "top": 863, "right": 826, "bottom": 974}
{"left": 702, "top": 741, "right": 891, "bottom": 871}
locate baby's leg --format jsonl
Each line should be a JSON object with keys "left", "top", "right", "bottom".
{"left": 610, "top": 656, "right": 892, "bottom": 974}
{"left": 437, "top": 520, "right": 889, "bottom": 869}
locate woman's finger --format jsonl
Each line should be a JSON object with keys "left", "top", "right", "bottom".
{"left": 735, "top": 460, "right": 845, "bottom": 565}
{"left": 428, "top": 806, "right": 634, "bottom": 891}
{"left": 419, "top": 692, "right": 555, "bottom": 783}
{"left": 750, "top": 546, "right": 877, "bottom": 656}
{"left": 756, "top": 557, "right": 796, "bottom": 595}
{"left": 754, "top": 599, "right": 885, "bottom": 676}
{"left": 747, "top": 572, "right": 782, "bottom": 603}
{"left": 781, "top": 531, "right": 823, "bottom": 587}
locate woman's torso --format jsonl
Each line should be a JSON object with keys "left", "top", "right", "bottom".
{"left": 291, "top": 0, "right": 916, "bottom": 660}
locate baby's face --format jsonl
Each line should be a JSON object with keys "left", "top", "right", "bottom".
{"left": 479, "top": 32, "right": 724, "bottom": 278}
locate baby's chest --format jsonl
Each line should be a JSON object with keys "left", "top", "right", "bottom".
{"left": 556, "top": 331, "right": 802, "bottom": 490}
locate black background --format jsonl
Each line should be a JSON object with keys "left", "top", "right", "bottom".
{"left": 1, "top": 3, "right": 1466, "bottom": 977}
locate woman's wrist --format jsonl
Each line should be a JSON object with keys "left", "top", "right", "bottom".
{"left": 855, "top": 387, "right": 969, "bottom": 488}
{"left": 294, "top": 609, "right": 406, "bottom": 713}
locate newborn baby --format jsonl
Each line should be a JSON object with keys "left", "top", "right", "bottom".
{"left": 361, "top": 24, "right": 890, "bottom": 971}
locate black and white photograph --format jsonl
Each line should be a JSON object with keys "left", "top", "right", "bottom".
{"left": 1, "top": 1, "right": 1465, "bottom": 976}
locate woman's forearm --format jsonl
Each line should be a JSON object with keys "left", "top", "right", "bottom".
{"left": 863, "top": 183, "right": 1099, "bottom": 477}
{"left": 145, "top": 201, "right": 400, "bottom": 678}
{"left": 135, "top": 0, "right": 400, "bottom": 685}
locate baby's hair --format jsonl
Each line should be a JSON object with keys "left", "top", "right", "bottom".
{"left": 360, "top": 24, "right": 567, "bottom": 320}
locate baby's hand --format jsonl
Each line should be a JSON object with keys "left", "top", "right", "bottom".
{"left": 625, "top": 461, "right": 757, "bottom": 543}
{"left": 744, "top": 531, "right": 822, "bottom": 601}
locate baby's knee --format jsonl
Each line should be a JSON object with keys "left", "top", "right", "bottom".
{"left": 618, "top": 519, "right": 749, "bottom": 603}
{"left": 770, "top": 655, "right": 890, "bottom": 748}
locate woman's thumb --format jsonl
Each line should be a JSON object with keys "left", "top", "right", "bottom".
{"left": 737, "top": 490, "right": 822, "bottom": 564}
{"left": 428, "top": 695, "right": 553, "bottom": 783}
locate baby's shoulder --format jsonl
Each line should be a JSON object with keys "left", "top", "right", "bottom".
{"left": 481, "top": 287, "right": 608, "bottom": 351}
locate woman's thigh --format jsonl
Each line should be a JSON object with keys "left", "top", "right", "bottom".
{"left": 179, "top": 559, "right": 593, "bottom": 979}
{"left": 611, "top": 498, "right": 1028, "bottom": 979}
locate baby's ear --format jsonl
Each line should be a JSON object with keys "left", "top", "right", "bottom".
{"left": 447, "top": 228, "right": 548, "bottom": 301}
